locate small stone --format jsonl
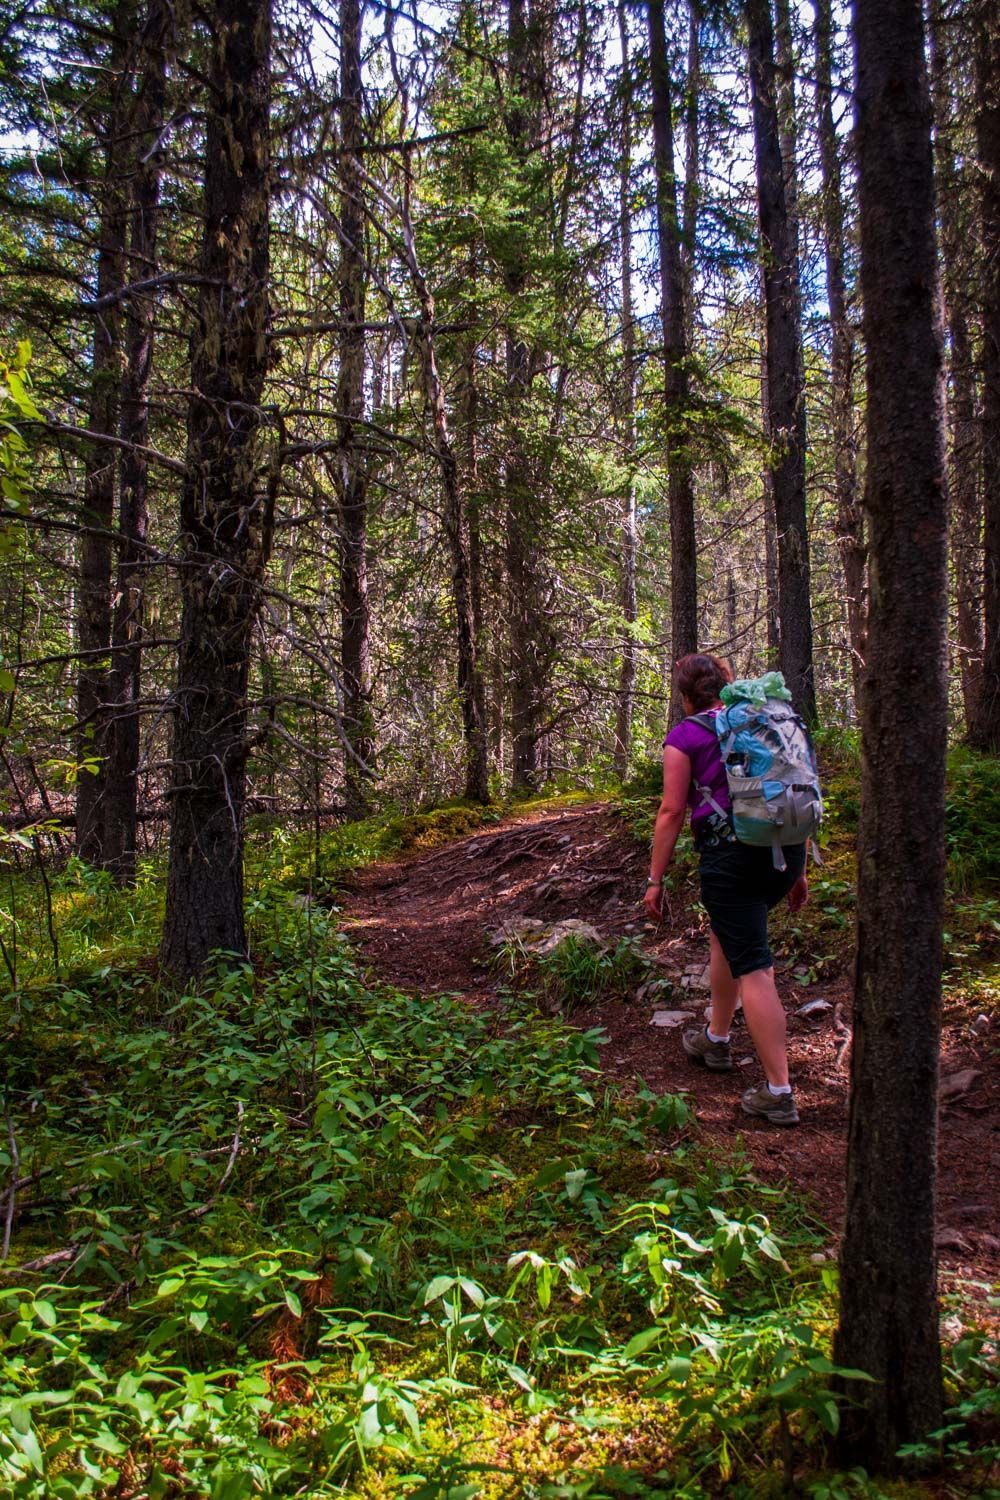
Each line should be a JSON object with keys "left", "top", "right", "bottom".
{"left": 796, "top": 998, "right": 832, "bottom": 1018}
{"left": 738, "top": 1057, "right": 754, "bottom": 1067}
{"left": 939, "top": 1068, "right": 983, "bottom": 1101}
{"left": 972, "top": 1013, "right": 991, "bottom": 1035}
{"left": 810, "top": 1252, "right": 827, "bottom": 1265}
{"left": 936, "top": 1228, "right": 972, "bottom": 1252}
{"left": 650, "top": 1009, "right": 696, "bottom": 1028}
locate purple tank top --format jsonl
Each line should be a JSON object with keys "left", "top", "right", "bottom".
{"left": 664, "top": 710, "right": 731, "bottom": 830}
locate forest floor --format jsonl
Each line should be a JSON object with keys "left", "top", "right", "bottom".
{"left": 339, "top": 798, "right": 1000, "bottom": 1303}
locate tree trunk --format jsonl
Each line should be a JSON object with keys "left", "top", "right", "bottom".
{"left": 614, "top": 0, "right": 638, "bottom": 776}
{"left": 761, "top": 336, "right": 781, "bottom": 665}
{"left": 774, "top": 0, "right": 799, "bottom": 262}
{"left": 76, "top": 5, "right": 131, "bottom": 864}
{"left": 747, "top": 0, "right": 816, "bottom": 720}
{"left": 815, "top": 0, "right": 865, "bottom": 701}
{"left": 159, "top": 0, "right": 272, "bottom": 981}
{"left": 335, "top": 0, "right": 374, "bottom": 816}
{"left": 505, "top": 0, "right": 549, "bottom": 792}
{"left": 834, "top": 0, "right": 947, "bottom": 1468}
{"left": 930, "top": 5, "right": 983, "bottom": 734}
{"left": 681, "top": 0, "right": 701, "bottom": 342}
{"left": 103, "top": 0, "right": 169, "bottom": 883}
{"left": 395, "top": 173, "right": 489, "bottom": 805}
{"left": 648, "top": 0, "right": 697, "bottom": 723}
{"left": 970, "top": 0, "right": 1000, "bottom": 750}
{"left": 458, "top": 317, "right": 486, "bottom": 719}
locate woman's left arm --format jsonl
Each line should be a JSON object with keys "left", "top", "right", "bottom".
{"left": 644, "top": 746, "right": 692, "bottom": 920}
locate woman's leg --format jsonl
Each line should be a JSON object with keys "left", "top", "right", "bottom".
{"left": 739, "top": 966, "right": 790, "bottom": 1087}
{"left": 708, "top": 930, "right": 741, "bottom": 1037}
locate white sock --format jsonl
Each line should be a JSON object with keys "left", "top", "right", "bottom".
{"left": 767, "top": 1082, "right": 792, "bottom": 1096}
{"left": 707, "top": 1026, "right": 730, "bottom": 1045}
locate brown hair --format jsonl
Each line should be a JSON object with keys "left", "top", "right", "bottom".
{"left": 674, "top": 652, "right": 733, "bottom": 712}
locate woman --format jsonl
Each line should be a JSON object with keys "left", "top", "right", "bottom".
{"left": 643, "top": 652, "right": 808, "bottom": 1126}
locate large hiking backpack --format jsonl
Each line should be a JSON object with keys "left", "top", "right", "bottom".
{"left": 688, "top": 688, "right": 822, "bottom": 870}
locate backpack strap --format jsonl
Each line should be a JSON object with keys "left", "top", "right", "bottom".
{"left": 692, "top": 778, "right": 730, "bottom": 820}
{"left": 683, "top": 712, "right": 731, "bottom": 820}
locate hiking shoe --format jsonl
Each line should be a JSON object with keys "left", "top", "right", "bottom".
{"left": 682, "top": 1026, "right": 733, "bottom": 1072}
{"left": 741, "top": 1082, "right": 799, "bottom": 1126}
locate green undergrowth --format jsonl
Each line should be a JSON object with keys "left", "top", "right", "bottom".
{"left": 490, "top": 931, "right": 656, "bottom": 1014}
{"left": 0, "top": 797, "right": 531, "bottom": 990}
{"left": 5, "top": 878, "right": 983, "bottom": 1498}
{"left": 0, "top": 789, "right": 995, "bottom": 1495}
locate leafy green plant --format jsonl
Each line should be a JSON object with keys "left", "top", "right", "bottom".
{"left": 494, "top": 932, "right": 653, "bottom": 1013}
{"left": 0, "top": 806, "right": 985, "bottom": 1498}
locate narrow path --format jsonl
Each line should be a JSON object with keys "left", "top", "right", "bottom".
{"left": 340, "top": 802, "right": 1000, "bottom": 1287}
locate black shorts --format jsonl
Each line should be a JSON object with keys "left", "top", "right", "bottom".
{"left": 698, "top": 841, "right": 806, "bottom": 978}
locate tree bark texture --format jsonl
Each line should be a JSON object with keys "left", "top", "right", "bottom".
{"left": 970, "top": 0, "right": 1000, "bottom": 750}
{"left": 835, "top": 0, "right": 947, "bottom": 1467}
{"left": 747, "top": 0, "right": 816, "bottom": 721}
{"left": 159, "top": 0, "right": 272, "bottom": 980}
{"left": 648, "top": 0, "right": 697, "bottom": 723}
{"left": 505, "top": 0, "right": 551, "bottom": 792}
{"left": 614, "top": 0, "right": 638, "bottom": 776}
{"left": 760, "top": 337, "right": 780, "bottom": 666}
{"left": 335, "top": 0, "right": 375, "bottom": 816}
{"left": 76, "top": 6, "right": 131, "bottom": 865}
{"left": 815, "top": 0, "right": 865, "bottom": 701}
{"left": 930, "top": 4, "right": 983, "bottom": 734}
{"left": 681, "top": 0, "right": 701, "bottom": 345}
{"left": 104, "top": 0, "right": 169, "bottom": 883}
{"left": 773, "top": 0, "right": 799, "bottom": 264}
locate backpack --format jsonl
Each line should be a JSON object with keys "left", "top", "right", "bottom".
{"left": 687, "top": 694, "right": 822, "bottom": 871}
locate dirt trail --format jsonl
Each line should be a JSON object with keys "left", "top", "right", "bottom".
{"left": 340, "top": 802, "right": 1000, "bottom": 1285}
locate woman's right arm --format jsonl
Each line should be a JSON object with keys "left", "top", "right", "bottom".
{"left": 644, "top": 746, "right": 692, "bottom": 920}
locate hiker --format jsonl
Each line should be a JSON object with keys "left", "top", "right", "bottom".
{"left": 643, "top": 652, "right": 811, "bottom": 1126}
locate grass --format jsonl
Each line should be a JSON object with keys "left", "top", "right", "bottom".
{"left": 0, "top": 765, "right": 995, "bottom": 1496}
{"left": 0, "top": 891, "right": 861, "bottom": 1496}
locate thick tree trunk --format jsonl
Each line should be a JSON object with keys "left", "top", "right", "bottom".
{"left": 774, "top": 0, "right": 799, "bottom": 262}
{"left": 76, "top": 7, "right": 130, "bottom": 865}
{"left": 747, "top": 0, "right": 816, "bottom": 721}
{"left": 815, "top": 0, "right": 865, "bottom": 701}
{"left": 970, "top": 0, "right": 1000, "bottom": 750}
{"left": 159, "top": 0, "right": 272, "bottom": 981}
{"left": 505, "top": 0, "right": 549, "bottom": 792}
{"left": 103, "top": 0, "right": 169, "bottom": 883}
{"left": 648, "top": 0, "right": 697, "bottom": 723}
{"left": 761, "top": 337, "right": 781, "bottom": 665}
{"left": 335, "top": 0, "right": 374, "bottom": 817}
{"left": 681, "top": 0, "right": 701, "bottom": 341}
{"left": 614, "top": 0, "right": 638, "bottom": 776}
{"left": 930, "top": 6, "right": 983, "bottom": 733}
{"left": 834, "top": 0, "right": 947, "bottom": 1468}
